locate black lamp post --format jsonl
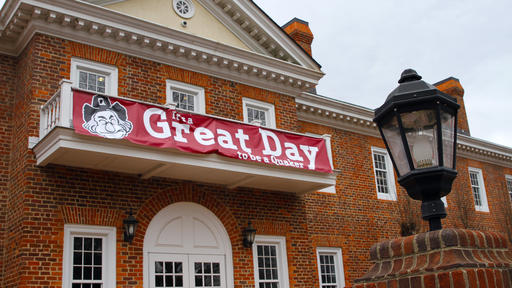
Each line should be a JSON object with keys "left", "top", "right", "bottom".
{"left": 374, "top": 69, "right": 460, "bottom": 231}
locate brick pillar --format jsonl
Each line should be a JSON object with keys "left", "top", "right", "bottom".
{"left": 353, "top": 229, "right": 512, "bottom": 287}
{"left": 435, "top": 77, "right": 471, "bottom": 136}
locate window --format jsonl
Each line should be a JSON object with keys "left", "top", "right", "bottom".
{"left": 506, "top": 175, "right": 512, "bottom": 204}
{"left": 252, "top": 235, "right": 289, "bottom": 288}
{"left": 166, "top": 80, "right": 205, "bottom": 113}
{"left": 173, "top": 0, "right": 195, "bottom": 18}
{"left": 63, "top": 225, "right": 116, "bottom": 288}
{"left": 243, "top": 98, "right": 276, "bottom": 128}
{"left": 468, "top": 168, "right": 489, "bottom": 212}
{"left": 371, "top": 147, "right": 397, "bottom": 200}
{"left": 316, "top": 248, "right": 345, "bottom": 288}
{"left": 71, "top": 58, "right": 118, "bottom": 96}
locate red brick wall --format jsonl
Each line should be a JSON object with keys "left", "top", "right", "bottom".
{"left": 0, "top": 34, "right": 307, "bottom": 287}
{"left": 1, "top": 32, "right": 510, "bottom": 288}
{"left": 0, "top": 54, "right": 15, "bottom": 287}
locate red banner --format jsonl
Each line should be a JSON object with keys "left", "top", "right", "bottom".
{"left": 72, "top": 90, "right": 332, "bottom": 173}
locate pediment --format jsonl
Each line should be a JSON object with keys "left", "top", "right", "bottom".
{"left": 87, "top": 0, "right": 320, "bottom": 70}
{"left": 103, "top": 0, "right": 251, "bottom": 52}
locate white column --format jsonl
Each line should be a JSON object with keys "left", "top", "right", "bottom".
{"left": 59, "top": 79, "right": 74, "bottom": 128}
{"left": 322, "top": 134, "right": 334, "bottom": 170}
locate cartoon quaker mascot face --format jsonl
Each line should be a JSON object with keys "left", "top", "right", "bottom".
{"left": 82, "top": 95, "right": 133, "bottom": 139}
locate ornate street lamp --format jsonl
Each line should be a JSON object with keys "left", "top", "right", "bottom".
{"left": 374, "top": 69, "right": 460, "bottom": 231}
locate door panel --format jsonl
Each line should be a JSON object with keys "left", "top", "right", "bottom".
{"left": 150, "top": 254, "right": 189, "bottom": 288}
{"left": 189, "top": 255, "right": 225, "bottom": 288}
{"left": 150, "top": 254, "right": 225, "bottom": 288}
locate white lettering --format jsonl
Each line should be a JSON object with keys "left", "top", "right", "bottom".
{"left": 260, "top": 129, "right": 281, "bottom": 156}
{"left": 194, "top": 127, "right": 215, "bottom": 146}
{"left": 284, "top": 142, "right": 303, "bottom": 161}
{"left": 144, "top": 108, "right": 171, "bottom": 139}
{"left": 300, "top": 145, "right": 319, "bottom": 170}
{"left": 235, "top": 129, "right": 252, "bottom": 154}
{"left": 217, "top": 129, "right": 238, "bottom": 150}
{"left": 172, "top": 122, "right": 189, "bottom": 143}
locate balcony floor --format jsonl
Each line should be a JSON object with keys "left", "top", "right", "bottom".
{"left": 33, "top": 127, "right": 337, "bottom": 194}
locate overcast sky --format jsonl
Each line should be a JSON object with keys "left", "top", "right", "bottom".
{"left": 254, "top": 0, "right": 512, "bottom": 148}
{"left": 0, "top": 0, "right": 510, "bottom": 147}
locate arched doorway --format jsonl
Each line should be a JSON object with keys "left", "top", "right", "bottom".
{"left": 143, "top": 202, "right": 234, "bottom": 288}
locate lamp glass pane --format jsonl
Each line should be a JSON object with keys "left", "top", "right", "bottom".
{"left": 441, "top": 109, "right": 456, "bottom": 169}
{"left": 401, "top": 109, "right": 438, "bottom": 169}
{"left": 381, "top": 114, "right": 410, "bottom": 176}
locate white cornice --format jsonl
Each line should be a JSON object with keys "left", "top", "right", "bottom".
{"left": 296, "top": 92, "right": 512, "bottom": 168}
{"left": 0, "top": 0, "right": 323, "bottom": 96}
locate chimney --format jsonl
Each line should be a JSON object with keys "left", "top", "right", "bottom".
{"left": 435, "top": 77, "right": 470, "bottom": 136}
{"left": 282, "top": 17, "right": 314, "bottom": 56}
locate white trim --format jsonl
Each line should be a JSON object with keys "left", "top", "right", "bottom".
{"left": 252, "top": 235, "right": 289, "bottom": 288}
{"left": 242, "top": 98, "right": 275, "bottom": 128}
{"left": 371, "top": 147, "right": 397, "bottom": 201}
{"left": 468, "top": 167, "right": 489, "bottom": 212}
{"left": 70, "top": 58, "right": 118, "bottom": 96}
{"left": 62, "top": 224, "right": 116, "bottom": 288}
{"left": 506, "top": 175, "right": 512, "bottom": 204}
{"left": 316, "top": 247, "right": 345, "bottom": 288}
{"left": 165, "top": 79, "right": 205, "bottom": 114}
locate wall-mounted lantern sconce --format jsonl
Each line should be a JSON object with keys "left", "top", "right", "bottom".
{"left": 123, "top": 208, "right": 138, "bottom": 243}
{"left": 242, "top": 221, "right": 257, "bottom": 248}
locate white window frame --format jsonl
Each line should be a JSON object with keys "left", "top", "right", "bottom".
{"left": 441, "top": 196, "right": 448, "bottom": 207}
{"left": 70, "top": 58, "right": 118, "bottom": 96}
{"left": 468, "top": 167, "right": 489, "bottom": 212}
{"left": 316, "top": 247, "right": 345, "bottom": 288}
{"left": 506, "top": 175, "right": 512, "bottom": 205}
{"left": 166, "top": 79, "right": 205, "bottom": 114}
{"left": 252, "top": 235, "right": 289, "bottom": 288}
{"left": 62, "top": 224, "right": 116, "bottom": 288}
{"left": 243, "top": 98, "right": 276, "bottom": 128}
{"left": 371, "top": 147, "right": 397, "bottom": 201}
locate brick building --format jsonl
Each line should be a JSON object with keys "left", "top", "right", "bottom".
{"left": 0, "top": 0, "right": 511, "bottom": 287}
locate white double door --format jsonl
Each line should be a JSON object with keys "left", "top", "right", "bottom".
{"left": 150, "top": 253, "right": 226, "bottom": 288}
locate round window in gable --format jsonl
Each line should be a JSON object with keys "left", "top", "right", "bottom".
{"left": 173, "top": 0, "right": 195, "bottom": 19}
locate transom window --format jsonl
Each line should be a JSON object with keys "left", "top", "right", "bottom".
{"left": 63, "top": 225, "right": 116, "bottom": 288}
{"left": 371, "top": 147, "right": 397, "bottom": 201}
{"left": 506, "top": 175, "right": 512, "bottom": 204}
{"left": 316, "top": 248, "right": 345, "bottom": 288}
{"left": 71, "top": 58, "right": 118, "bottom": 96}
{"left": 166, "top": 80, "right": 205, "bottom": 114}
{"left": 243, "top": 98, "right": 276, "bottom": 128}
{"left": 468, "top": 167, "right": 489, "bottom": 212}
{"left": 252, "top": 235, "right": 289, "bottom": 288}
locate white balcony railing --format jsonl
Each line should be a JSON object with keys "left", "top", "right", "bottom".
{"left": 39, "top": 79, "right": 73, "bottom": 140}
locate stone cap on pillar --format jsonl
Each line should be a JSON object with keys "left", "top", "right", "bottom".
{"left": 354, "top": 228, "right": 512, "bottom": 288}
